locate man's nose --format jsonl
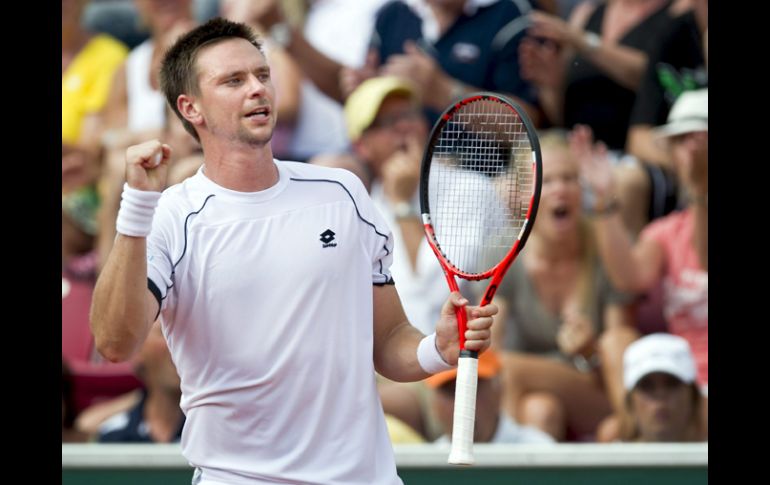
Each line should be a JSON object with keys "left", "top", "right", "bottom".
{"left": 247, "top": 74, "right": 267, "bottom": 97}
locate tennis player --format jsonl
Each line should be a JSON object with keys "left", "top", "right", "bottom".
{"left": 90, "top": 18, "right": 496, "bottom": 485}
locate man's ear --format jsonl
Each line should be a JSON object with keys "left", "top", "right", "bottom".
{"left": 177, "top": 94, "right": 203, "bottom": 127}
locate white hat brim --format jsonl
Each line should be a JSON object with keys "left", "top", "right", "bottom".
{"left": 624, "top": 359, "right": 695, "bottom": 390}
{"left": 655, "top": 119, "right": 708, "bottom": 139}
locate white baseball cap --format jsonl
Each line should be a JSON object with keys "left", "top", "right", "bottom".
{"left": 623, "top": 333, "right": 697, "bottom": 390}
{"left": 655, "top": 88, "right": 708, "bottom": 138}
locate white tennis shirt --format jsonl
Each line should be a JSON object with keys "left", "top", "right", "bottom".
{"left": 146, "top": 161, "right": 401, "bottom": 484}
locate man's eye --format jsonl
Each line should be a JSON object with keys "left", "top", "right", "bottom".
{"left": 226, "top": 78, "right": 242, "bottom": 85}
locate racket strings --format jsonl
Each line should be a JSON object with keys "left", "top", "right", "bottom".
{"left": 429, "top": 98, "right": 535, "bottom": 275}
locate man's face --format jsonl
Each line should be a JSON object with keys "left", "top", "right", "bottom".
{"left": 630, "top": 372, "right": 694, "bottom": 442}
{"left": 192, "top": 38, "right": 276, "bottom": 146}
{"left": 356, "top": 95, "right": 427, "bottom": 174}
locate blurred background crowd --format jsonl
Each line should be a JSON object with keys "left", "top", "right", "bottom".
{"left": 62, "top": 0, "right": 707, "bottom": 446}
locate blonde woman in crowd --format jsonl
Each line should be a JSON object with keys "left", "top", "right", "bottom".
{"left": 492, "top": 130, "right": 638, "bottom": 441}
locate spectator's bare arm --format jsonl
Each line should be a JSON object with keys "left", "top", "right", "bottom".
{"left": 679, "top": 132, "right": 708, "bottom": 270}
{"left": 572, "top": 125, "right": 663, "bottom": 293}
{"left": 528, "top": 10, "right": 648, "bottom": 91}
{"left": 380, "top": 133, "right": 423, "bottom": 269}
{"left": 102, "top": 63, "right": 129, "bottom": 132}
{"left": 597, "top": 302, "right": 639, "bottom": 414}
{"left": 339, "top": 50, "right": 380, "bottom": 99}
{"left": 246, "top": 0, "right": 348, "bottom": 102}
{"left": 519, "top": 36, "right": 565, "bottom": 126}
{"left": 626, "top": 125, "right": 673, "bottom": 168}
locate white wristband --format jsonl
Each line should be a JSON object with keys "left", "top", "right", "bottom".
{"left": 417, "top": 333, "right": 454, "bottom": 374}
{"left": 115, "top": 183, "right": 162, "bottom": 237}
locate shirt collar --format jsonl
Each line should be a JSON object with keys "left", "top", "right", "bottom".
{"left": 403, "top": 0, "right": 500, "bottom": 43}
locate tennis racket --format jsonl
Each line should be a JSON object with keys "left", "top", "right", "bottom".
{"left": 420, "top": 93, "right": 542, "bottom": 464}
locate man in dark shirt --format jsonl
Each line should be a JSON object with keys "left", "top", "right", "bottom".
{"left": 370, "top": 0, "right": 539, "bottom": 123}
{"left": 625, "top": 1, "right": 707, "bottom": 224}
{"left": 251, "top": 0, "right": 540, "bottom": 125}
{"left": 628, "top": 7, "right": 708, "bottom": 164}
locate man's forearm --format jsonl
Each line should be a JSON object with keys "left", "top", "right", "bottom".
{"left": 90, "top": 235, "right": 155, "bottom": 362}
{"left": 374, "top": 322, "right": 432, "bottom": 383}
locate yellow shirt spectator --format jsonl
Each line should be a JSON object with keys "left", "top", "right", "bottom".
{"left": 62, "top": 34, "right": 127, "bottom": 144}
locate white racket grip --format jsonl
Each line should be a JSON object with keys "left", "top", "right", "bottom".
{"left": 448, "top": 355, "right": 478, "bottom": 465}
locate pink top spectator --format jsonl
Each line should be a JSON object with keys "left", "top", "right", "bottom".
{"left": 640, "top": 208, "right": 708, "bottom": 388}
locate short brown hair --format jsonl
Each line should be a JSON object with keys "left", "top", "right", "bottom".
{"left": 159, "top": 17, "right": 263, "bottom": 141}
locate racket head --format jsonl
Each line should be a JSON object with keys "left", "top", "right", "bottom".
{"left": 420, "top": 93, "right": 542, "bottom": 281}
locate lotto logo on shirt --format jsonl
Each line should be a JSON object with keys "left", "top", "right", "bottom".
{"left": 320, "top": 229, "right": 337, "bottom": 248}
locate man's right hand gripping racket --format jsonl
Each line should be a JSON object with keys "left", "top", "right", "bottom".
{"left": 420, "top": 93, "right": 542, "bottom": 464}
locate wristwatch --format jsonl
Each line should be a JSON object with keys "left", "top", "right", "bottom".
{"left": 573, "top": 352, "right": 601, "bottom": 373}
{"left": 583, "top": 31, "right": 601, "bottom": 52}
{"left": 393, "top": 201, "right": 419, "bottom": 220}
{"left": 270, "top": 22, "right": 292, "bottom": 48}
{"left": 590, "top": 197, "right": 620, "bottom": 217}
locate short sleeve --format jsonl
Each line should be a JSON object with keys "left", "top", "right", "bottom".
{"left": 146, "top": 199, "right": 177, "bottom": 312}
{"left": 343, "top": 171, "right": 395, "bottom": 285}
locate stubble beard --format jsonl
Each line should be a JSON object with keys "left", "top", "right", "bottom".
{"left": 236, "top": 118, "right": 275, "bottom": 147}
{"left": 205, "top": 113, "right": 275, "bottom": 148}
{"left": 238, "top": 129, "right": 272, "bottom": 147}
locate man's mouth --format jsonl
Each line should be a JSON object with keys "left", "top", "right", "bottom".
{"left": 245, "top": 106, "right": 270, "bottom": 119}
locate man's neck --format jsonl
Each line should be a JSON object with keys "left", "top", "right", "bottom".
{"left": 201, "top": 142, "right": 279, "bottom": 192}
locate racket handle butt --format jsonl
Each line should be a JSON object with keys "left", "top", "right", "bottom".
{"left": 448, "top": 450, "right": 475, "bottom": 466}
{"left": 447, "top": 353, "right": 478, "bottom": 466}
